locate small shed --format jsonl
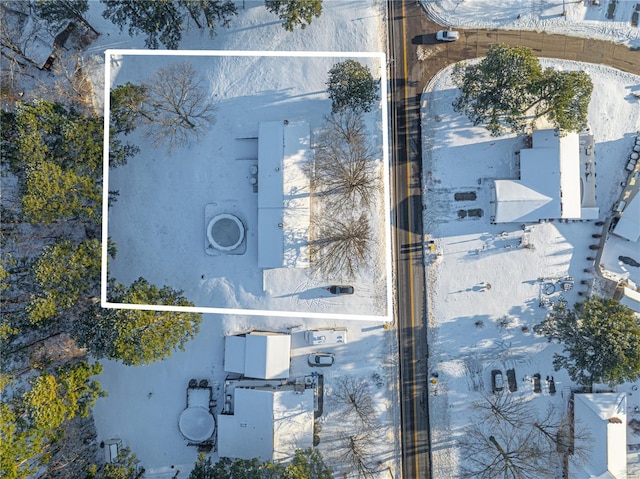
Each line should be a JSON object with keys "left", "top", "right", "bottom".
{"left": 224, "top": 332, "right": 291, "bottom": 380}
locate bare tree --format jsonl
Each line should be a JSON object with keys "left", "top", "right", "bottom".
{"left": 471, "top": 392, "right": 534, "bottom": 429}
{"left": 143, "top": 61, "right": 216, "bottom": 151}
{"left": 460, "top": 420, "right": 555, "bottom": 479}
{"left": 332, "top": 376, "right": 377, "bottom": 429}
{"left": 33, "top": 53, "right": 96, "bottom": 114}
{"left": 310, "top": 212, "right": 370, "bottom": 278}
{"left": 314, "top": 111, "right": 378, "bottom": 210}
{"left": 337, "top": 430, "right": 378, "bottom": 478}
{"left": 1, "top": 3, "right": 44, "bottom": 103}
{"left": 531, "top": 403, "right": 592, "bottom": 467}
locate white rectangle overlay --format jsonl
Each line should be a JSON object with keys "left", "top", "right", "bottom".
{"left": 102, "top": 49, "right": 391, "bottom": 321}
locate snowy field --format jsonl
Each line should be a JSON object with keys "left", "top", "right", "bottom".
{"left": 422, "top": 60, "right": 640, "bottom": 477}
{"left": 90, "top": 1, "right": 401, "bottom": 477}
{"left": 103, "top": 50, "right": 390, "bottom": 318}
{"left": 422, "top": 0, "right": 640, "bottom": 48}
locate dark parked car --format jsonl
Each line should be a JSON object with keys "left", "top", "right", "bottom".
{"left": 491, "top": 369, "right": 504, "bottom": 393}
{"left": 327, "top": 285, "right": 354, "bottom": 295}
{"left": 533, "top": 373, "right": 542, "bottom": 393}
{"left": 506, "top": 369, "right": 517, "bottom": 392}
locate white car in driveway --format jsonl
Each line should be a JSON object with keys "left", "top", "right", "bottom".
{"left": 436, "top": 30, "right": 459, "bottom": 42}
{"left": 308, "top": 353, "right": 335, "bottom": 367}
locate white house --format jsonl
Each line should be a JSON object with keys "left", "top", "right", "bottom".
{"left": 571, "top": 393, "right": 627, "bottom": 479}
{"left": 613, "top": 192, "right": 640, "bottom": 242}
{"left": 223, "top": 332, "right": 291, "bottom": 380}
{"left": 217, "top": 387, "right": 314, "bottom": 462}
{"left": 491, "top": 130, "right": 598, "bottom": 223}
{"left": 257, "top": 121, "right": 311, "bottom": 269}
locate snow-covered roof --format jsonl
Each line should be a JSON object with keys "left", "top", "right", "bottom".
{"left": 493, "top": 130, "right": 582, "bottom": 223}
{"left": 620, "top": 286, "right": 640, "bottom": 314}
{"left": 572, "top": 393, "right": 627, "bottom": 479}
{"left": 223, "top": 332, "right": 291, "bottom": 380}
{"left": 217, "top": 387, "right": 314, "bottom": 461}
{"left": 613, "top": 192, "right": 640, "bottom": 242}
{"left": 257, "top": 121, "right": 311, "bottom": 269}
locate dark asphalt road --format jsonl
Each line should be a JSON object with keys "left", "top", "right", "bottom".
{"left": 387, "top": 2, "right": 639, "bottom": 479}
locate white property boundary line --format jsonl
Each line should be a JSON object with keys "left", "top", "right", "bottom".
{"left": 101, "top": 49, "right": 391, "bottom": 322}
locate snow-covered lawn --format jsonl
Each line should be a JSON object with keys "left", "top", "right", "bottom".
{"left": 104, "top": 50, "right": 390, "bottom": 318}
{"left": 422, "top": 0, "right": 640, "bottom": 48}
{"left": 422, "top": 60, "right": 640, "bottom": 477}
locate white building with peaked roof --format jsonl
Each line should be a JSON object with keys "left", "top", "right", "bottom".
{"left": 217, "top": 387, "right": 314, "bottom": 462}
{"left": 257, "top": 121, "right": 311, "bottom": 269}
{"left": 224, "top": 332, "right": 291, "bottom": 380}
{"left": 491, "top": 130, "right": 597, "bottom": 223}
{"left": 571, "top": 393, "right": 627, "bottom": 479}
{"left": 613, "top": 192, "right": 640, "bottom": 243}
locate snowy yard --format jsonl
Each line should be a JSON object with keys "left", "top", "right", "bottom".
{"left": 422, "top": 60, "right": 640, "bottom": 477}
{"left": 104, "top": 50, "right": 391, "bottom": 318}
{"left": 422, "top": 0, "right": 640, "bottom": 48}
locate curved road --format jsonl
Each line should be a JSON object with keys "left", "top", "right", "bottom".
{"left": 387, "top": 3, "right": 639, "bottom": 479}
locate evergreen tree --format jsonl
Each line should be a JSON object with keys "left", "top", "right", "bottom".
{"left": 452, "top": 43, "right": 592, "bottom": 136}
{"left": 452, "top": 43, "right": 542, "bottom": 136}
{"left": 27, "top": 239, "right": 109, "bottom": 324}
{"left": 1, "top": 363, "right": 104, "bottom": 479}
{"left": 285, "top": 448, "right": 333, "bottom": 479}
{"left": 532, "top": 69, "right": 593, "bottom": 133}
{"left": 100, "top": 447, "right": 143, "bottom": 479}
{"left": 101, "top": 0, "right": 237, "bottom": 50}
{"left": 534, "top": 297, "right": 640, "bottom": 386}
{"left": 22, "top": 161, "right": 101, "bottom": 223}
{"left": 265, "top": 0, "right": 322, "bottom": 31}
{"left": 33, "top": 0, "right": 100, "bottom": 35}
{"left": 110, "top": 82, "right": 150, "bottom": 135}
{"left": 78, "top": 278, "right": 202, "bottom": 366}
{"left": 326, "top": 60, "right": 379, "bottom": 114}
{"left": 24, "top": 362, "right": 104, "bottom": 432}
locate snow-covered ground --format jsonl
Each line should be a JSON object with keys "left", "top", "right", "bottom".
{"left": 422, "top": 60, "right": 640, "bottom": 477}
{"left": 422, "top": 0, "right": 640, "bottom": 48}
{"left": 103, "top": 50, "right": 390, "bottom": 319}
{"left": 90, "top": 1, "right": 400, "bottom": 477}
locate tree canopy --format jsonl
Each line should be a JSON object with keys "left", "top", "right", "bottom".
{"left": 2, "top": 101, "right": 136, "bottom": 223}
{"left": 1, "top": 362, "right": 104, "bottom": 479}
{"left": 33, "top": 0, "right": 99, "bottom": 35}
{"left": 101, "top": 0, "right": 237, "bottom": 49}
{"left": 78, "top": 278, "right": 202, "bottom": 366}
{"left": 110, "top": 62, "right": 216, "bottom": 150}
{"left": 326, "top": 60, "right": 379, "bottom": 114}
{"left": 187, "top": 449, "right": 331, "bottom": 479}
{"left": 452, "top": 43, "right": 592, "bottom": 136}
{"left": 265, "top": 0, "right": 322, "bottom": 31}
{"left": 534, "top": 296, "right": 640, "bottom": 386}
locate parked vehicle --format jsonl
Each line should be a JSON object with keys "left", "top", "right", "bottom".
{"left": 506, "top": 368, "right": 517, "bottom": 392}
{"left": 327, "top": 285, "right": 354, "bottom": 295}
{"left": 491, "top": 369, "right": 504, "bottom": 393}
{"left": 308, "top": 353, "right": 334, "bottom": 367}
{"left": 533, "top": 373, "right": 542, "bottom": 393}
{"left": 436, "top": 30, "right": 459, "bottom": 42}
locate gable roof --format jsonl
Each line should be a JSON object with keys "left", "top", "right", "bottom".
{"left": 493, "top": 130, "right": 582, "bottom": 223}
{"left": 613, "top": 192, "right": 640, "bottom": 242}
{"left": 224, "top": 332, "right": 291, "bottom": 380}
{"left": 572, "top": 393, "right": 627, "bottom": 479}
